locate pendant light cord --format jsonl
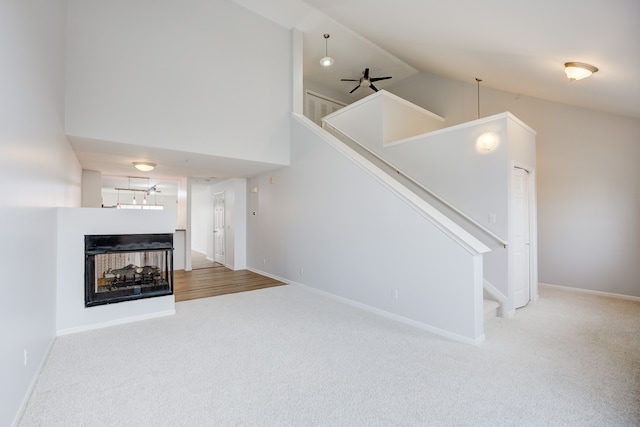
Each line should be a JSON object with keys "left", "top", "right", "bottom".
{"left": 476, "top": 78, "right": 482, "bottom": 119}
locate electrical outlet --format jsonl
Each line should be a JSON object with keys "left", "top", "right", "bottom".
{"left": 263, "top": 258, "right": 266, "bottom": 265}
{"left": 299, "top": 267, "right": 304, "bottom": 275}
{"left": 23, "top": 349, "right": 27, "bottom": 366}
{"left": 489, "top": 213, "right": 497, "bottom": 223}
{"left": 393, "top": 289, "right": 399, "bottom": 300}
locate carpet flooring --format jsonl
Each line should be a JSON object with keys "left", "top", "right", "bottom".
{"left": 18, "top": 284, "right": 640, "bottom": 426}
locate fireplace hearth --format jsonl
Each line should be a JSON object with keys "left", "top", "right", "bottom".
{"left": 85, "top": 234, "right": 173, "bottom": 307}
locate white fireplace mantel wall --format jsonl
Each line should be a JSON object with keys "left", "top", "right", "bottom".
{"left": 56, "top": 208, "right": 176, "bottom": 335}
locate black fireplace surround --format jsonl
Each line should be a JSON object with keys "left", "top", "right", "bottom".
{"left": 85, "top": 234, "right": 173, "bottom": 307}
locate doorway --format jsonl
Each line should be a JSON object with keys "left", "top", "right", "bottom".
{"left": 512, "top": 166, "right": 532, "bottom": 308}
{"left": 213, "top": 191, "right": 225, "bottom": 265}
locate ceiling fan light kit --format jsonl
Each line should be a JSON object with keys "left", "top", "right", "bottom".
{"left": 341, "top": 68, "right": 392, "bottom": 93}
{"left": 319, "top": 33, "right": 334, "bottom": 67}
{"left": 564, "top": 62, "right": 598, "bottom": 81}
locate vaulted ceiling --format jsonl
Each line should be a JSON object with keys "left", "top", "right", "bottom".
{"left": 240, "top": 0, "right": 640, "bottom": 119}
{"left": 84, "top": 0, "right": 640, "bottom": 193}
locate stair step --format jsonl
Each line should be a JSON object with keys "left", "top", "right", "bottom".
{"left": 483, "top": 298, "right": 499, "bottom": 321}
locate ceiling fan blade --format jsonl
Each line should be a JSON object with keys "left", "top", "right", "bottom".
{"left": 350, "top": 85, "right": 361, "bottom": 93}
{"left": 369, "top": 83, "right": 379, "bottom": 92}
{"left": 363, "top": 68, "right": 370, "bottom": 79}
{"left": 341, "top": 79, "right": 359, "bottom": 81}
{"left": 370, "top": 76, "right": 392, "bottom": 82}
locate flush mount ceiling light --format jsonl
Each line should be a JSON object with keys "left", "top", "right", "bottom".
{"left": 319, "top": 33, "right": 334, "bottom": 67}
{"left": 564, "top": 62, "right": 598, "bottom": 81}
{"left": 132, "top": 162, "right": 156, "bottom": 172}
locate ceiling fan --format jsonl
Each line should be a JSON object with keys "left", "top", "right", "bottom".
{"left": 341, "top": 68, "right": 392, "bottom": 93}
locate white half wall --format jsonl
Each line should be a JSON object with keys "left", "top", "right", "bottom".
{"left": 56, "top": 209, "right": 176, "bottom": 334}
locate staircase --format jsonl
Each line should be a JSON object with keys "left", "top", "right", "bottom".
{"left": 320, "top": 90, "right": 517, "bottom": 328}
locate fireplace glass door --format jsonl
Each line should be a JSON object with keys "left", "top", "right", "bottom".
{"left": 85, "top": 234, "right": 173, "bottom": 307}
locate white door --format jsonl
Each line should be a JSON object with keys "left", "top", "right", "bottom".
{"left": 213, "top": 192, "right": 225, "bottom": 265}
{"left": 513, "top": 167, "right": 531, "bottom": 308}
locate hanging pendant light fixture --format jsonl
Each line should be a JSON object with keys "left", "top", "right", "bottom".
{"left": 319, "top": 33, "right": 334, "bottom": 67}
{"left": 564, "top": 62, "right": 598, "bottom": 81}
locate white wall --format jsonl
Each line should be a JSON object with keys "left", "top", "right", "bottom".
{"left": 208, "top": 178, "right": 248, "bottom": 269}
{"left": 65, "top": 0, "right": 292, "bottom": 167}
{"left": 191, "top": 183, "right": 212, "bottom": 255}
{"left": 173, "top": 229, "right": 186, "bottom": 270}
{"left": 0, "top": 1, "right": 82, "bottom": 425}
{"left": 56, "top": 209, "right": 176, "bottom": 334}
{"left": 387, "top": 72, "right": 640, "bottom": 298}
{"left": 248, "top": 117, "right": 485, "bottom": 343}
{"left": 81, "top": 170, "right": 102, "bottom": 207}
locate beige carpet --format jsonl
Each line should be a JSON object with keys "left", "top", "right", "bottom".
{"left": 18, "top": 284, "right": 640, "bottom": 426}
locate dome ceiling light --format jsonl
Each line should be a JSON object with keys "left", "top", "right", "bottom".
{"left": 564, "top": 62, "right": 598, "bottom": 82}
{"left": 132, "top": 162, "right": 156, "bottom": 172}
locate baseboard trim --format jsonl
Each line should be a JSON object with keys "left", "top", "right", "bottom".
{"left": 294, "top": 282, "right": 484, "bottom": 346}
{"left": 56, "top": 309, "right": 176, "bottom": 336}
{"left": 12, "top": 334, "right": 56, "bottom": 427}
{"left": 246, "top": 267, "right": 288, "bottom": 283}
{"left": 539, "top": 282, "right": 640, "bottom": 302}
{"left": 245, "top": 268, "right": 484, "bottom": 345}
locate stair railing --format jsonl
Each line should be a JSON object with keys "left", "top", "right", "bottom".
{"left": 322, "top": 121, "right": 508, "bottom": 248}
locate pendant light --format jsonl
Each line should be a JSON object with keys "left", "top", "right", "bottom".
{"left": 319, "top": 34, "right": 334, "bottom": 67}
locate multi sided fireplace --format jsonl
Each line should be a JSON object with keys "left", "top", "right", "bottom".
{"left": 85, "top": 234, "right": 173, "bottom": 307}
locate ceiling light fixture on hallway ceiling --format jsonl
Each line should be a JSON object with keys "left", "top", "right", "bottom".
{"left": 132, "top": 161, "right": 156, "bottom": 172}
{"left": 319, "top": 33, "right": 334, "bottom": 67}
{"left": 564, "top": 62, "right": 598, "bottom": 82}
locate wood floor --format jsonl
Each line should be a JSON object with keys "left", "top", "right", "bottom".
{"left": 173, "top": 264, "right": 286, "bottom": 302}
